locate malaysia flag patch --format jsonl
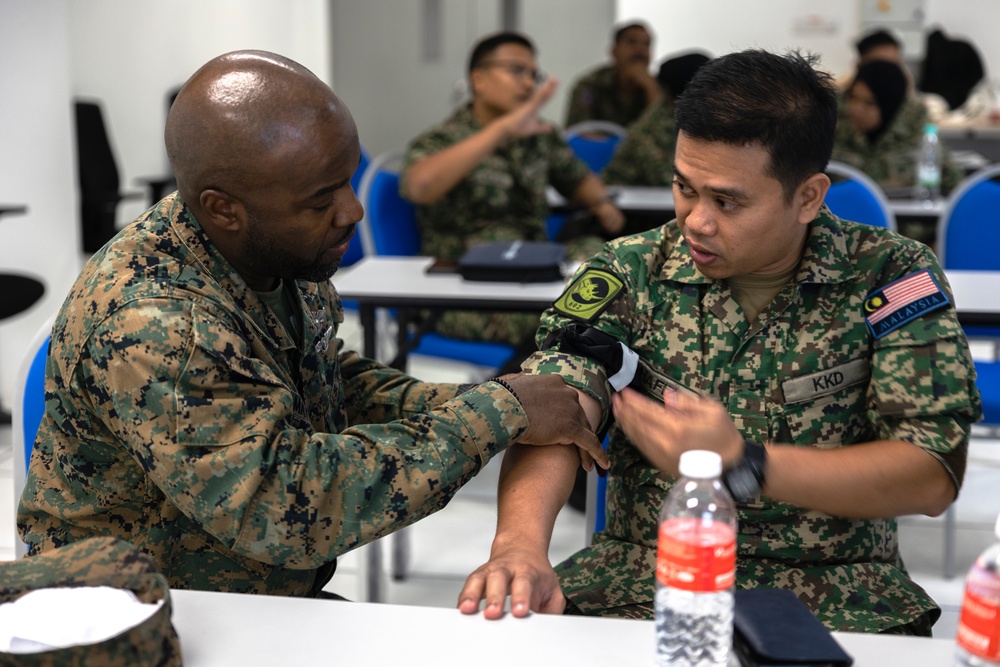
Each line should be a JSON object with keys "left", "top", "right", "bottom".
{"left": 864, "top": 269, "right": 950, "bottom": 338}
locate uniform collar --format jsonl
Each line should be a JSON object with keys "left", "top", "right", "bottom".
{"left": 163, "top": 193, "right": 337, "bottom": 352}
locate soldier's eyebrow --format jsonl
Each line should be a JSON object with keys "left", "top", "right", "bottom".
{"left": 673, "top": 165, "right": 750, "bottom": 202}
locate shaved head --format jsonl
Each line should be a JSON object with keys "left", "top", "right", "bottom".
{"left": 165, "top": 50, "right": 355, "bottom": 207}
{"left": 164, "top": 50, "right": 363, "bottom": 291}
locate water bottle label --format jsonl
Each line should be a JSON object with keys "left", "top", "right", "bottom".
{"left": 656, "top": 517, "right": 736, "bottom": 592}
{"left": 918, "top": 164, "right": 941, "bottom": 189}
{"left": 957, "top": 587, "right": 1000, "bottom": 660}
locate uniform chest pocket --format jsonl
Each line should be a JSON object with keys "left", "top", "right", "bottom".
{"left": 779, "top": 358, "right": 871, "bottom": 446}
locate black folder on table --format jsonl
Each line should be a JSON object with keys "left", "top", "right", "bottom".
{"left": 733, "top": 588, "right": 854, "bottom": 667}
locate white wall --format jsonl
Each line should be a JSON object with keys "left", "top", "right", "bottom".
{"left": 67, "top": 0, "right": 333, "bottom": 226}
{"left": 618, "top": 0, "right": 999, "bottom": 92}
{"left": 617, "top": 1, "right": 860, "bottom": 78}
{"left": 0, "top": 0, "right": 80, "bottom": 407}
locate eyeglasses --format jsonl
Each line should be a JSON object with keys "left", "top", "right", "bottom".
{"left": 477, "top": 60, "right": 547, "bottom": 85}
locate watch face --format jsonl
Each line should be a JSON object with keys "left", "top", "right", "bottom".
{"left": 727, "top": 468, "right": 760, "bottom": 502}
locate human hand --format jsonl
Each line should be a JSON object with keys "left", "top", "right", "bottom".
{"left": 497, "top": 77, "right": 559, "bottom": 141}
{"left": 593, "top": 200, "right": 625, "bottom": 236}
{"left": 611, "top": 387, "right": 743, "bottom": 476}
{"left": 502, "top": 373, "right": 608, "bottom": 471}
{"left": 458, "top": 546, "right": 565, "bottom": 619}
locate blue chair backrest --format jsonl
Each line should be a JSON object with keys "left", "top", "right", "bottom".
{"left": 341, "top": 147, "right": 371, "bottom": 268}
{"left": 567, "top": 134, "right": 623, "bottom": 173}
{"left": 823, "top": 161, "right": 896, "bottom": 230}
{"left": 367, "top": 169, "right": 420, "bottom": 256}
{"left": 939, "top": 177, "right": 1000, "bottom": 270}
{"left": 825, "top": 179, "right": 892, "bottom": 229}
{"left": 21, "top": 336, "right": 49, "bottom": 473}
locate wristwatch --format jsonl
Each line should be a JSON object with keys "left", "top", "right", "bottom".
{"left": 723, "top": 438, "right": 768, "bottom": 502}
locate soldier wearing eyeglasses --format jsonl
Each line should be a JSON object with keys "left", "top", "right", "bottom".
{"left": 401, "top": 32, "right": 624, "bottom": 349}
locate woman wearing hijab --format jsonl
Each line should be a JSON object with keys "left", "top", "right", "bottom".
{"left": 833, "top": 59, "right": 961, "bottom": 193}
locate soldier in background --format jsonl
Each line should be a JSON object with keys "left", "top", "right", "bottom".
{"left": 602, "top": 51, "right": 711, "bottom": 187}
{"left": 401, "top": 32, "right": 623, "bottom": 349}
{"left": 459, "top": 49, "right": 980, "bottom": 635}
{"left": 564, "top": 22, "right": 662, "bottom": 128}
{"left": 833, "top": 58, "right": 962, "bottom": 194}
{"left": 17, "top": 50, "right": 608, "bottom": 597}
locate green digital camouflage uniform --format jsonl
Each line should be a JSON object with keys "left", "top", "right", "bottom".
{"left": 402, "top": 104, "right": 598, "bottom": 346}
{"left": 565, "top": 65, "right": 649, "bottom": 128}
{"left": 0, "top": 537, "right": 180, "bottom": 666}
{"left": 833, "top": 96, "right": 962, "bottom": 195}
{"left": 602, "top": 99, "right": 677, "bottom": 186}
{"left": 17, "top": 192, "right": 529, "bottom": 596}
{"left": 523, "top": 207, "right": 981, "bottom": 633}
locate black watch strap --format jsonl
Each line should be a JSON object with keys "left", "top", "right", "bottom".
{"left": 723, "top": 438, "right": 768, "bottom": 502}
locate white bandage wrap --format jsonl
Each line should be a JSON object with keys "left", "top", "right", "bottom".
{"left": 607, "top": 342, "right": 639, "bottom": 392}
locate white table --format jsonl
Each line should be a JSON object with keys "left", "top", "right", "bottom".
{"left": 335, "top": 256, "right": 569, "bottom": 362}
{"left": 946, "top": 269, "right": 1000, "bottom": 327}
{"left": 169, "top": 589, "right": 957, "bottom": 666}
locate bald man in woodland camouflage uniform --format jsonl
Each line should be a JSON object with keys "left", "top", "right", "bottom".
{"left": 402, "top": 32, "right": 623, "bottom": 348}
{"left": 17, "top": 50, "right": 607, "bottom": 597}
{"left": 459, "top": 50, "right": 980, "bottom": 635}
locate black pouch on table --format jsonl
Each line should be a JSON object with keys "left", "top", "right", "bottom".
{"left": 733, "top": 588, "right": 853, "bottom": 667}
{"left": 457, "top": 241, "right": 566, "bottom": 282}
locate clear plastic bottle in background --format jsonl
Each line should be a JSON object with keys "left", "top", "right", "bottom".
{"left": 655, "top": 450, "right": 737, "bottom": 667}
{"left": 955, "top": 513, "right": 1000, "bottom": 667}
{"left": 916, "top": 123, "right": 943, "bottom": 203}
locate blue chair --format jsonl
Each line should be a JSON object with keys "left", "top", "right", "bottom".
{"left": 340, "top": 147, "right": 371, "bottom": 271}
{"left": 932, "top": 163, "right": 1000, "bottom": 577}
{"left": 12, "top": 318, "right": 53, "bottom": 558}
{"left": 824, "top": 160, "right": 897, "bottom": 231}
{"left": 563, "top": 121, "right": 627, "bottom": 173}
{"left": 355, "top": 151, "right": 517, "bottom": 370}
{"left": 584, "top": 435, "right": 610, "bottom": 545}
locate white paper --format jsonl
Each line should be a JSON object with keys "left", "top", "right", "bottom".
{"left": 0, "top": 586, "right": 164, "bottom": 654}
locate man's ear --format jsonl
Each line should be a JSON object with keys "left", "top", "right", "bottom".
{"left": 795, "top": 172, "right": 831, "bottom": 225}
{"left": 199, "top": 189, "right": 247, "bottom": 233}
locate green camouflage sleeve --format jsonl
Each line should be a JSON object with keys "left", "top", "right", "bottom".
{"left": 81, "top": 299, "right": 527, "bottom": 568}
{"left": 522, "top": 245, "right": 637, "bottom": 431}
{"left": 866, "top": 244, "right": 981, "bottom": 489}
{"left": 336, "top": 345, "right": 467, "bottom": 423}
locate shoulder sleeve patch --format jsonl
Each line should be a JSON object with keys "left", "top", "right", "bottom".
{"left": 553, "top": 269, "right": 625, "bottom": 323}
{"left": 864, "top": 268, "right": 951, "bottom": 339}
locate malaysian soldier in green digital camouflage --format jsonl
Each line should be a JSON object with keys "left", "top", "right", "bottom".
{"left": 17, "top": 50, "right": 608, "bottom": 598}
{"left": 458, "top": 50, "right": 981, "bottom": 635}
{"left": 564, "top": 22, "right": 662, "bottom": 129}
{"left": 833, "top": 59, "right": 962, "bottom": 194}
{"left": 602, "top": 51, "right": 711, "bottom": 187}
{"left": 401, "top": 32, "right": 624, "bottom": 347}
{"left": 0, "top": 537, "right": 180, "bottom": 666}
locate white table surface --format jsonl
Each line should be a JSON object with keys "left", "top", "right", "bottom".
{"left": 336, "top": 258, "right": 1000, "bottom": 326}
{"left": 169, "top": 589, "right": 957, "bottom": 667}
{"left": 335, "top": 256, "right": 568, "bottom": 307}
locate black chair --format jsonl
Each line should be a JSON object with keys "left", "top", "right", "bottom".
{"left": 74, "top": 100, "right": 173, "bottom": 253}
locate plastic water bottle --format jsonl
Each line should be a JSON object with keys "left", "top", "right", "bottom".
{"left": 655, "top": 450, "right": 737, "bottom": 667}
{"left": 916, "top": 123, "right": 943, "bottom": 202}
{"left": 955, "top": 513, "right": 1000, "bottom": 666}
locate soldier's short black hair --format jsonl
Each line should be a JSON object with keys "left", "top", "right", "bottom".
{"left": 468, "top": 32, "right": 535, "bottom": 75}
{"left": 855, "top": 29, "right": 901, "bottom": 58}
{"left": 674, "top": 49, "right": 837, "bottom": 203}
{"left": 612, "top": 21, "right": 650, "bottom": 44}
